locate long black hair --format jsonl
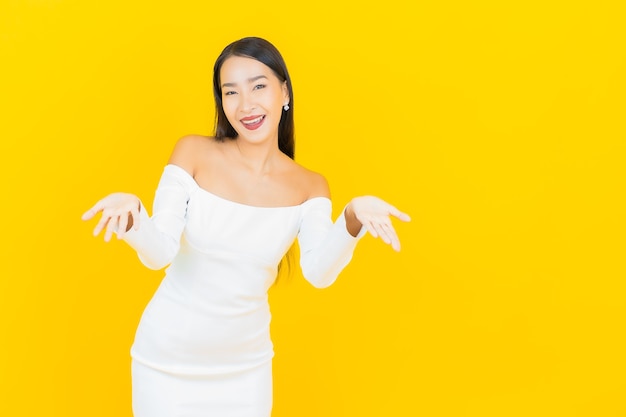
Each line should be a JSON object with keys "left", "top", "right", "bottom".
{"left": 212, "top": 37, "right": 295, "bottom": 159}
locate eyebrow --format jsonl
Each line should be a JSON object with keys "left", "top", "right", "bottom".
{"left": 221, "top": 75, "right": 268, "bottom": 89}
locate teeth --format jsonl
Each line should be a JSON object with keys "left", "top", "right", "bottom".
{"left": 242, "top": 116, "right": 263, "bottom": 125}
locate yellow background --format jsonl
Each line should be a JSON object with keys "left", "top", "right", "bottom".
{"left": 1, "top": 1, "right": 625, "bottom": 415}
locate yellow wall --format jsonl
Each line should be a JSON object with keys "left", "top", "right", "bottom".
{"left": 1, "top": 1, "right": 625, "bottom": 415}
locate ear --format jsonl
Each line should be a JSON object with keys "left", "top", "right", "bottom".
{"left": 282, "top": 81, "right": 290, "bottom": 106}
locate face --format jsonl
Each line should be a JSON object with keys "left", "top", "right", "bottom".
{"left": 220, "top": 56, "right": 289, "bottom": 144}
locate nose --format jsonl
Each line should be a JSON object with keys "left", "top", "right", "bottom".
{"left": 239, "top": 91, "right": 255, "bottom": 113}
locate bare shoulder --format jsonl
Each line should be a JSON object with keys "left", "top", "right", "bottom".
{"left": 287, "top": 161, "right": 331, "bottom": 200}
{"left": 168, "top": 134, "right": 219, "bottom": 175}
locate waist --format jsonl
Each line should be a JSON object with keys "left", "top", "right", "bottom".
{"left": 131, "top": 285, "right": 273, "bottom": 375}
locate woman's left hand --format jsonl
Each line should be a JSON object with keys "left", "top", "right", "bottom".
{"left": 345, "top": 196, "right": 411, "bottom": 251}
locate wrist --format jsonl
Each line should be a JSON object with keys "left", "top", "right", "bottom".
{"left": 344, "top": 201, "right": 362, "bottom": 237}
{"left": 125, "top": 200, "right": 141, "bottom": 232}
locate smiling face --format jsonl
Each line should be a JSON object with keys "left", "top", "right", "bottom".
{"left": 219, "top": 56, "right": 290, "bottom": 145}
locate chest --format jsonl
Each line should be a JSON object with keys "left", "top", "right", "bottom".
{"left": 193, "top": 162, "right": 308, "bottom": 208}
{"left": 183, "top": 190, "right": 302, "bottom": 265}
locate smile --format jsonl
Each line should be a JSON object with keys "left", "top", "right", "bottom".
{"left": 240, "top": 115, "right": 265, "bottom": 130}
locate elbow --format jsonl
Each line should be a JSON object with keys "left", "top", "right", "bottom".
{"left": 139, "top": 256, "right": 170, "bottom": 270}
{"left": 142, "top": 260, "right": 170, "bottom": 271}
{"left": 300, "top": 253, "right": 351, "bottom": 289}
{"left": 138, "top": 250, "right": 176, "bottom": 271}
{"left": 301, "top": 265, "right": 338, "bottom": 289}
{"left": 310, "top": 279, "right": 335, "bottom": 289}
{"left": 307, "top": 275, "right": 336, "bottom": 289}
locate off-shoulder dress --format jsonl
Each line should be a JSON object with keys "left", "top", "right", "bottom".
{"left": 123, "top": 164, "right": 364, "bottom": 417}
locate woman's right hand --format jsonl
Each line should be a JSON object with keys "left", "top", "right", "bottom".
{"left": 81, "top": 193, "right": 141, "bottom": 242}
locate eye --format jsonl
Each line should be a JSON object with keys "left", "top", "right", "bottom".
{"left": 253, "top": 84, "right": 266, "bottom": 90}
{"left": 223, "top": 90, "right": 236, "bottom": 96}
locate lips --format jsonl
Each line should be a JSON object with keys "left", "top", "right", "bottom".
{"left": 240, "top": 115, "right": 265, "bottom": 130}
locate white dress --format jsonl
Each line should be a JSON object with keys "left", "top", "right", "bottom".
{"left": 122, "top": 164, "right": 364, "bottom": 417}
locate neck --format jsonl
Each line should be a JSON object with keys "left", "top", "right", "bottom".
{"left": 233, "top": 138, "right": 282, "bottom": 174}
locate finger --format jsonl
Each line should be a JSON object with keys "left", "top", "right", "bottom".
{"left": 355, "top": 214, "right": 377, "bottom": 238}
{"left": 81, "top": 202, "right": 103, "bottom": 221}
{"left": 93, "top": 213, "right": 110, "bottom": 237}
{"left": 81, "top": 209, "right": 95, "bottom": 221}
{"left": 117, "top": 214, "right": 129, "bottom": 240}
{"left": 388, "top": 205, "right": 411, "bottom": 222}
{"left": 363, "top": 220, "right": 379, "bottom": 238}
{"left": 387, "top": 227, "right": 402, "bottom": 252}
{"left": 380, "top": 222, "right": 402, "bottom": 251}
{"left": 368, "top": 218, "right": 390, "bottom": 243}
{"left": 373, "top": 223, "right": 391, "bottom": 245}
{"left": 104, "top": 217, "right": 119, "bottom": 242}
{"left": 396, "top": 212, "right": 411, "bottom": 222}
{"left": 391, "top": 237, "right": 401, "bottom": 252}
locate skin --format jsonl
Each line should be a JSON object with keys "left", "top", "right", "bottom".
{"left": 82, "top": 56, "right": 410, "bottom": 250}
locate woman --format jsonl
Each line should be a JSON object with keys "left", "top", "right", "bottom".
{"left": 82, "top": 37, "right": 410, "bottom": 417}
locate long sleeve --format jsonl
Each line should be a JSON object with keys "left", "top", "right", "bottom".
{"left": 298, "top": 198, "right": 366, "bottom": 288}
{"left": 122, "top": 164, "right": 196, "bottom": 270}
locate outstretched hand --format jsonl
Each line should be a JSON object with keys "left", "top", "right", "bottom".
{"left": 346, "top": 196, "right": 411, "bottom": 252}
{"left": 81, "top": 192, "right": 141, "bottom": 242}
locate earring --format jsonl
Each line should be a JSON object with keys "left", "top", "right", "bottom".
{"left": 283, "top": 104, "right": 290, "bottom": 111}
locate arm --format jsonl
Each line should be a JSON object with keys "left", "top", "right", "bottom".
{"left": 81, "top": 165, "right": 195, "bottom": 270}
{"left": 298, "top": 196, "right": 411, "bottom": 288}
{"left": 81, "top": 136, "right": 202, "bottom": 270}
{"left": 121, "top": 165, "right": 194, "bottom": 269}
{"left": 298, "top": 199, "right": 366, "bottom": 289}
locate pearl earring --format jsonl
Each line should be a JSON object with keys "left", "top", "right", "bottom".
{"left": 283, "top": 104, "right": 289, "bottom": 111}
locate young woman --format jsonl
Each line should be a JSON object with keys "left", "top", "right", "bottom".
{"left": 82, "top": 36, "right": 410, "bottom": 417}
